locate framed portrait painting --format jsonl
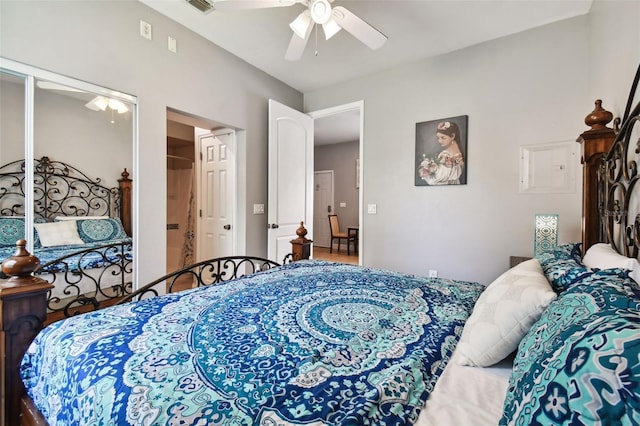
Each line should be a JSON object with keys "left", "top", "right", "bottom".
{"left": 415, "top": 115, "right": 468, "bottom": 186}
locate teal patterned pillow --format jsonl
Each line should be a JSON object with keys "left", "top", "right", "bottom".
{"left": 0, "top": 217, "right": 24, "bottom": 247}
{"left": 537, "top": 243, "right": 584, "bottom": 292}
{"left": 75, "top": 218, "right": 128, "bottom": 243}
{"left": 500, "top": 272, "right": 640, "bottom": 425}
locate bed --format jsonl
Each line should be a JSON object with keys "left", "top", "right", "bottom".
{"left": 0, "top": 155, "right": 133, "bottom": 320}
{"left": 4, "top": 65, "right": 640, "bottom": 425}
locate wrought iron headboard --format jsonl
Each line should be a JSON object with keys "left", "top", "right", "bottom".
{"left": 0, "top": 156, "right": 121, "bottom": 221}
{"left": 601, "top": 64, "right": 640, "bottom": 258}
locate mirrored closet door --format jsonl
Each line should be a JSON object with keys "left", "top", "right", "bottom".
{"left": 0, "top": 58, "right": 137, "bottom": 286}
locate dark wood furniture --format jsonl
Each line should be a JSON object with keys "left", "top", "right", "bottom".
{"left": 577, "top": 100, "right": 617, "bottom": 253}
{"left": 0, "top": 241, "right": 53, "bottom": 426}
{"left": 328, "top": 214, "right": 357, "bottom": 255}
{"left": 290, "top": 221, "right": 313, "bottom": 261}
{"left": 348, "top": 226, "right": 359, "bottom": 255}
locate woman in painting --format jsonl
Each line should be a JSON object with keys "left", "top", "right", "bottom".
{"left": 418, "top": 121, "right": 464, "bottom": 185}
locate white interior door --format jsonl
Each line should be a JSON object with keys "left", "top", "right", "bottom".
{"left": 198, "top": 128, "right": 236, "bottom": 260}
{"left": 313, "top": 170, "right": 334, "bottom": 247}
{"left": 268, "top": 99, "right": 313, "bottom": 262}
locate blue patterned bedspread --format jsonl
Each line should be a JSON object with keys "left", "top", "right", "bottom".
{"left": 21, "top": 260, "right": 482, "bottom": 425}
{"left": 0, "top": 238, "right": 132, "bottom": 272}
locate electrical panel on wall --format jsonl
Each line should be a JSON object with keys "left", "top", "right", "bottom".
{"left": 519, "top": 141, "right": 577, "bottom": 194}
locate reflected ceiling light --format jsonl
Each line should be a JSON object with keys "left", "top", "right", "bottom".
{"left": 289, "top": 10, "right": 311, "bottom": 39}
{"left": 85, "top": 96, "right": 129, "bottom": 114}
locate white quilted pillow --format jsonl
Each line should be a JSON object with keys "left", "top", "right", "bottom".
{"left": 582, "top": 243, "right": 640, "bottom": 270}
{"left": 34, "top": 221, "right": 85, "bottom": 247}
{"left": 456, "top": 259, "right": 557, "bottom": 367}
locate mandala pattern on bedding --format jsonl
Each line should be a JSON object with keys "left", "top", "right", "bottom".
{"left": 21, "top": 260, "right": 482, "bottom": 426}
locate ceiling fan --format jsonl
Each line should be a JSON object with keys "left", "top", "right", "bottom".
{"left": 211, "top": 0, "right": 387, "bottom": 61}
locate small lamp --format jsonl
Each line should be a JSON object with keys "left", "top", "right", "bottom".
{"left": 534, "top": 213, "right": 559, "bottom": 257}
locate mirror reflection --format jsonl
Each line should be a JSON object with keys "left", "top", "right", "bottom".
{"left": 0, "top": 64, "right": 135, "bottom": 318}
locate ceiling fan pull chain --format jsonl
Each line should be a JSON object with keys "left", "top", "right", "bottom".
{"left": 314, "top": 23, "right": 318, "bottom": 56}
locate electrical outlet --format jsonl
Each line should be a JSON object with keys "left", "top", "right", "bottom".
{"left": 428, "top": 270, "right": 438, "bottom": 278}
{"left": 140, "top": 20, "right": 152, "bottom": 40}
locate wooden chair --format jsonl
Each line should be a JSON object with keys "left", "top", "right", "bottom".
{"left": 328, "top": 214, "right": 356, "bottom": 255}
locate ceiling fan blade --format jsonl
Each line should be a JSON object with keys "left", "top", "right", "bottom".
{"left": 213, "top": 0, "right": 299, "bottom": 11}
{"left": 285, "top": 23, "right": 313, "bottom": 61}
{"left": 331, "top": 6, "right": 387, "bottom": 50}
{"left": 36, "top": 81, "right": 85, "bottom": 93}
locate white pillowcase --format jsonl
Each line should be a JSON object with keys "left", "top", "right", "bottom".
{"left": 456, "top": 259, "right": 557, "bottom": 367}
{"left": 34, "top": 221, "right": 85, "bottom": 247}
{"left": 54, "top": 215, "right": 109, "bottom": 221}
{"left": 582, "top": 243, "right": 640, "bottom": 284}
{"left": 582, "top": 243, "right": 639, "bottom": 270}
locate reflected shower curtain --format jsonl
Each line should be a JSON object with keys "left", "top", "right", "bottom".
{"left": 182, "top": 167, "right": 195, "bottom": 267}
{"left": 167, "top": 167, "right": 195, "bottom": 272}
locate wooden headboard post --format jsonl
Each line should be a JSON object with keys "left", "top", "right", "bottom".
{"left": 0, "top": 240, "right": 51, "bottom": 426}
{"left": 119, "top": 168, "right": 133, "bottom": 236}
{"left": 577, "top": 100, "right": 616, "bottom": 253}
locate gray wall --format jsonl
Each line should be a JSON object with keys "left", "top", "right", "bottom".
{"left": 0, "top": 0, "right": 302, "bottom": 284}
{"left": 304, "top": 0, "right": 640, "bottom": 285}
{"left": 315, "top": 141, "right": 359, "bottom": 231}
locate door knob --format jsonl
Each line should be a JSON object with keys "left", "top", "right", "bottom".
{"left": 223, "top": 224, "right": 231, "bottom": 230}
{"left": 270, "top": 223, "right": 279, "bottom": 229}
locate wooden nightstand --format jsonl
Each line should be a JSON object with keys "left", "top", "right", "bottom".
{"left": 509, "top": 256, "right": 532, "bottom": 268}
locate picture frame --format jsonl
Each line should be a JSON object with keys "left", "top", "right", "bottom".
{"left": 415, "top": 115, "right": 468, "bottom": 186}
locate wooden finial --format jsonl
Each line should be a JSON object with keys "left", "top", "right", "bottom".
{"left": 290, "top": 221, "right": 312, "bottom": 261}
{"left": 120, "top": 168, "right": 131, "bottom": 181}
{"left": 1, "top": 239, "right": 42, "bottom": 286}
{"left": 585, "top": 99, "right": 614, "bottom": 130}
{"left": 295, "top": 221, "right": 309, "bottom": 241}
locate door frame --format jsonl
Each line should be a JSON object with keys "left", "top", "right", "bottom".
{"left": 313, "top": 170, "right": 335, "bottom": 248}
{"left": 308, "top": 101, "right": 364, "bottom": 265}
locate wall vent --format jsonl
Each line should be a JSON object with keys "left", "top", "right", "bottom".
{"left": 186, "top": 0, "right": 214, "bottom": 14}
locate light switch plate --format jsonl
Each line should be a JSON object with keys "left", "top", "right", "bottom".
{"left": 367, "top": 204, "right": 377, "bottom": 214}
{"left": 253, "top": 204, "right": 265, "bottom": 214}
{"left": 168, "top": 36, "right": 177, "bottom": 53}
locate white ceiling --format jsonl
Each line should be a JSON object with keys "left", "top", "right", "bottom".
{"left": 140, "top": 0, "right": 592, "bottom": 145}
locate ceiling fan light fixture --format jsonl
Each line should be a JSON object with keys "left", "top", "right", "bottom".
{"left": 289, "top": 10, "right": 312, "bottom": 39}
{"left": 322, "top": 18, "right": 341, "bottom": 40}
{"left": 86, "top": 96, "right": 109, "bottom": 111}
{"left": 108, "top": 98, "right": 129, "bottom": 114}
{"left": 309, "top": 0, "right": 331, "bottom": 24}
{"left": 85, "top": 96, "right": 129, "bottom": 114}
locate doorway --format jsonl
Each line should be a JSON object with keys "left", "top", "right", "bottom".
{"left": 166, "top": 109, "right": 239, "bottom": 273}
{"left": 309, "top": 101, "right": 363, "bottom": 264}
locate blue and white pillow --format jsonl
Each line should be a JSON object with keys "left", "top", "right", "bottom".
{"left": 75, "top": 218, "right": 128, "bottom": 243}
{"left": 536, "top": 242, "right": 584, "bottom": 293}
{"left": 0, "top": 217, "right": 25, "bottom": 247}
{"left": 500, "top": 272, "right": 640, "bottom": 425}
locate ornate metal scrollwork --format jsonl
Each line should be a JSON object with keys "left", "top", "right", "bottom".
{"left": 0, "top": 156, "right": 121, "bottom": 221}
